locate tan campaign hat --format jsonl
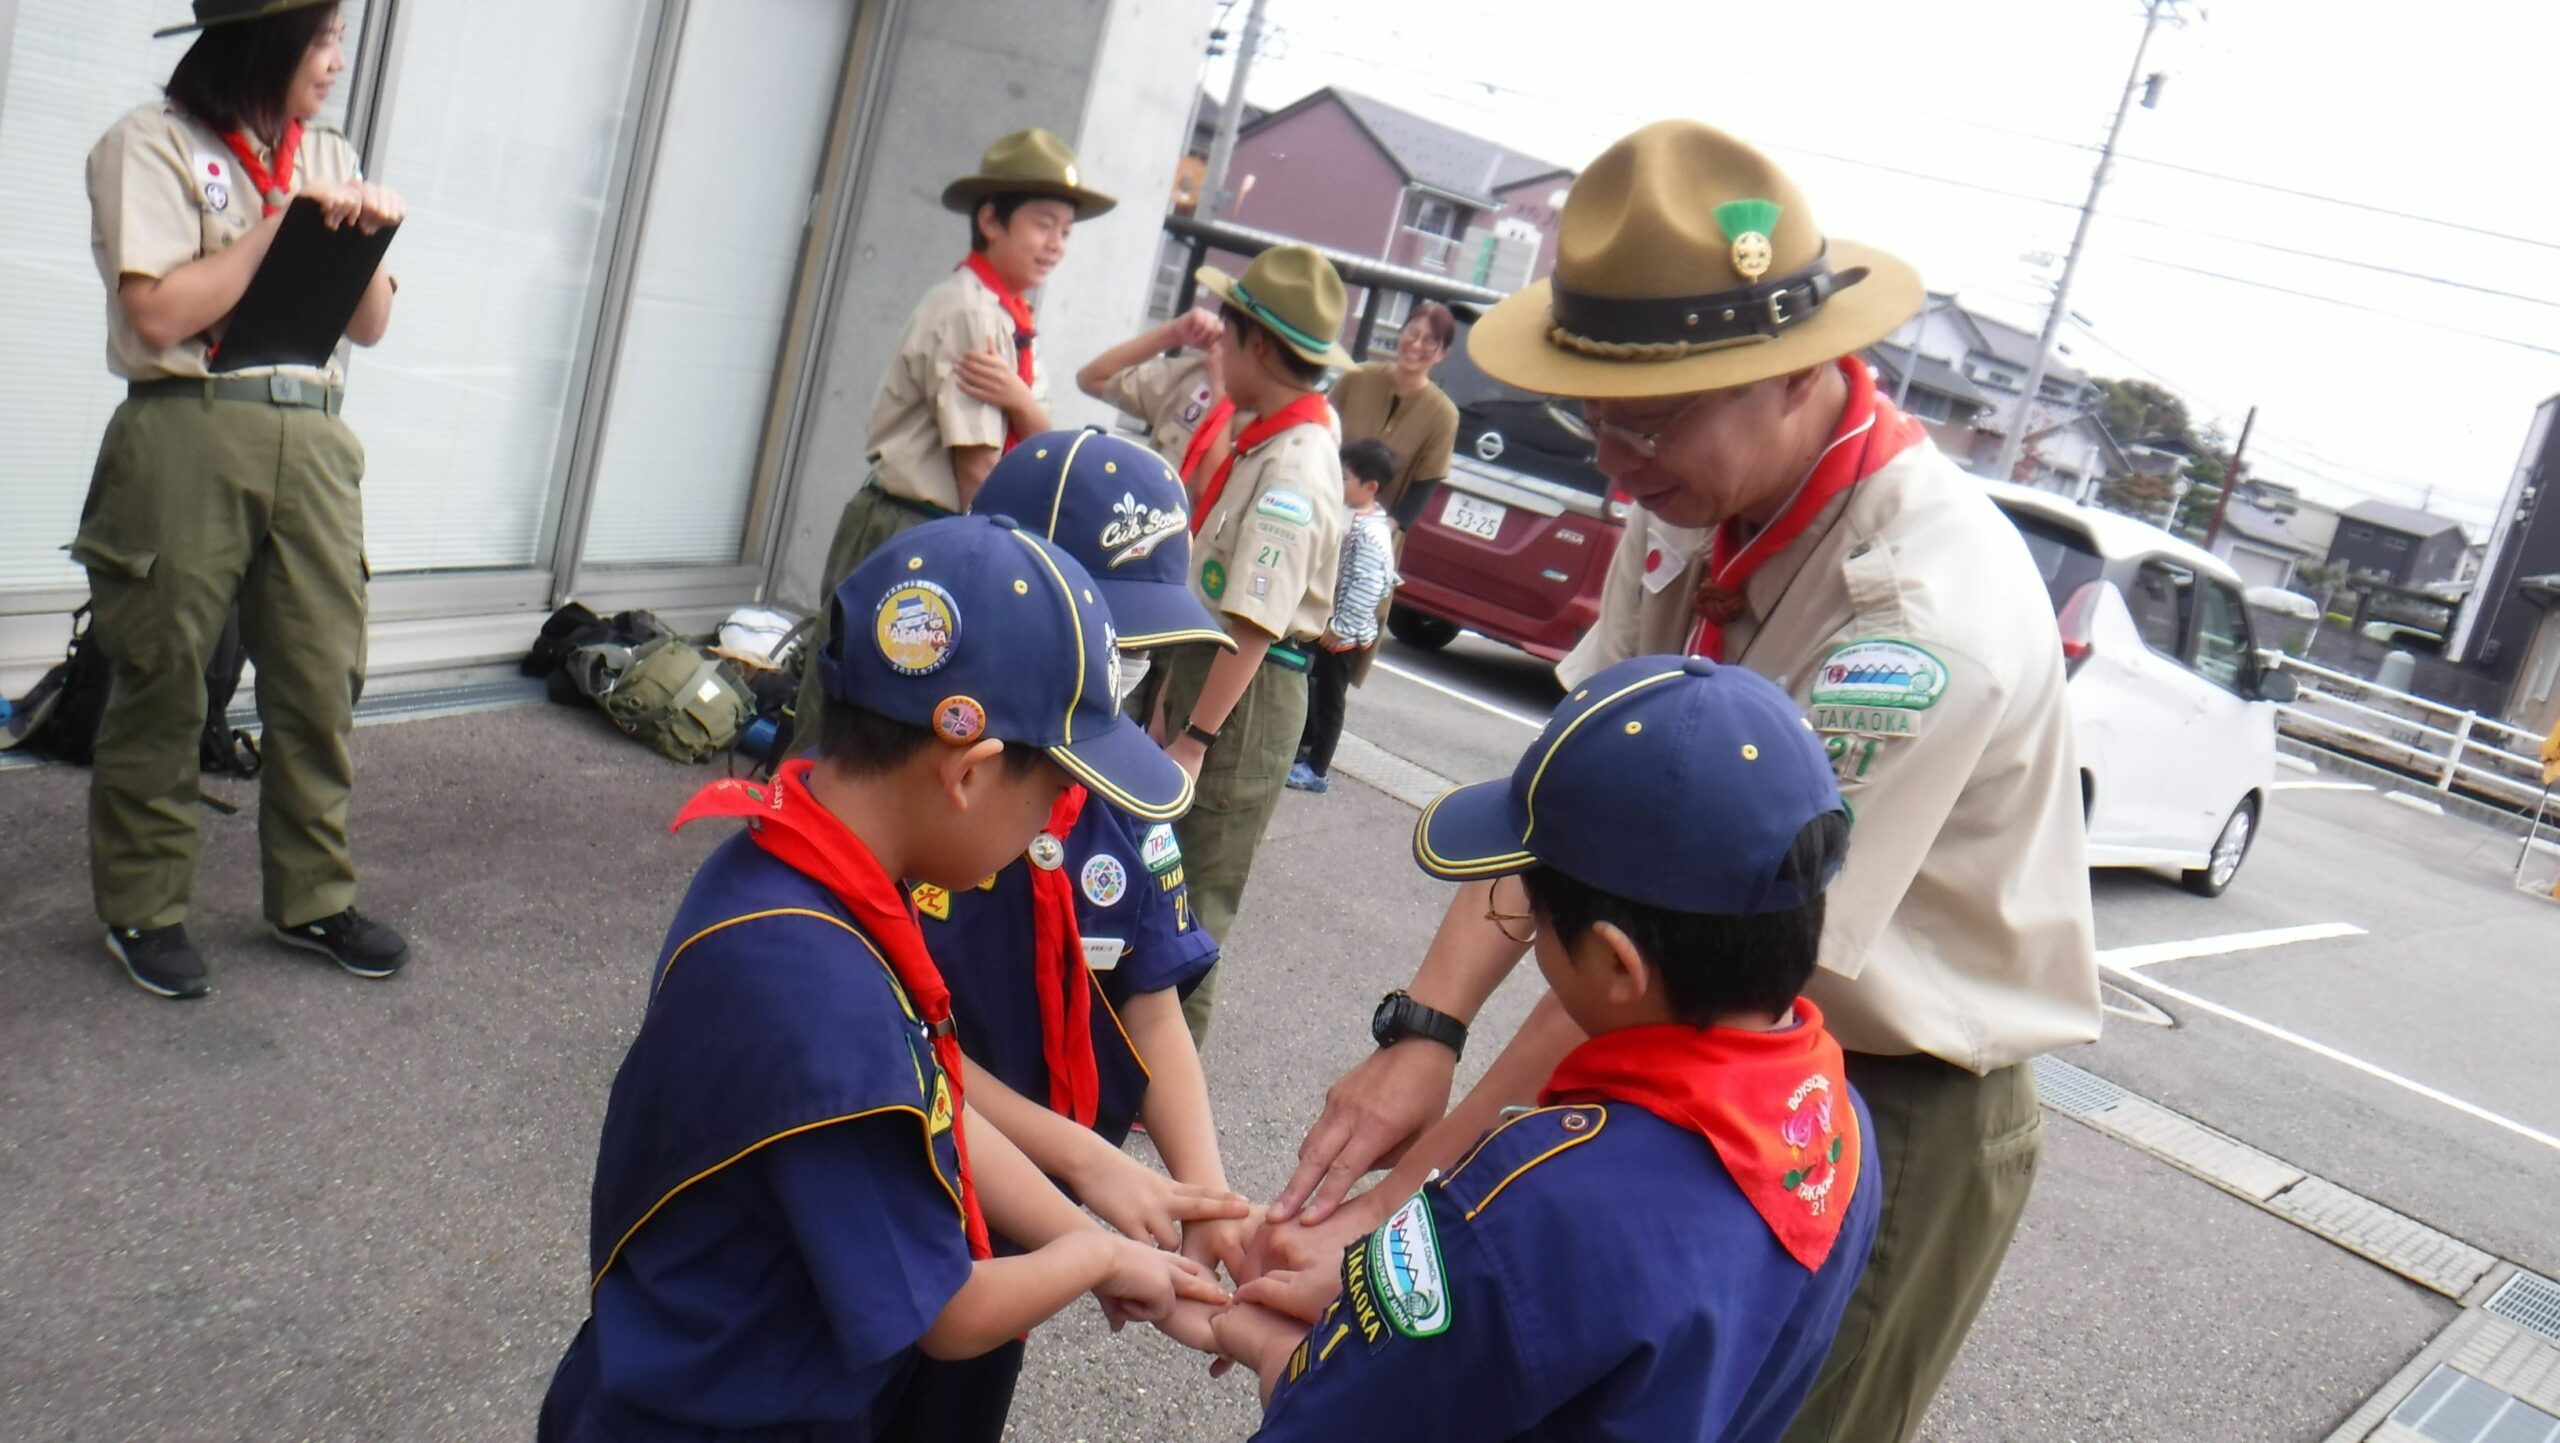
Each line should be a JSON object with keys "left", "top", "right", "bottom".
{"left": 156, "top": 0, "right": 338, "bottom": 38}
{"left": 1470, "top": 120, "right": 1922, "bottom": 400}
{"left": 1195, "top": 245, "right": 1357, "bottom": 371}
{"left": 942, "top": 128, "right": 1117, "bottom": 222}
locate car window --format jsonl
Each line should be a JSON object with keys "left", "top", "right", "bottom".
{"left": 2126, "top": 561, "right": 2192, "bottom": 659}
{"left": 2192, "top": 580, "right": 2251, "bottom": 690}
{"left": 1995, "top": 508, "right": 2107, "bottom": 611}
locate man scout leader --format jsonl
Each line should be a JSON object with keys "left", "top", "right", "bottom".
{"left": 1255, "top": 119, "right": 2102, "bottom": 1443}
{"left": 794, "top": 127, "right": 1114, "bottom": 739}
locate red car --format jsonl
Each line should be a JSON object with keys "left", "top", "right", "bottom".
{"left": 1387, "top": 351, "right": 1627, "bottom": 663}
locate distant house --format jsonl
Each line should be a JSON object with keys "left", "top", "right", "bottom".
{"left": 1868, "top": 295, "right": 2109, "bottom": 491}
{"left": 1220, "top": 87, "right": 1575, "bottom": 350}
{"left": 2212, "top": 505, "right": 2325, "bottom": 590}
{"left": 2448, "top": 393, "right": 2560, "bottom": 729}
{"left": 2328, "top": 500, "right": 2469, "bottom": 588}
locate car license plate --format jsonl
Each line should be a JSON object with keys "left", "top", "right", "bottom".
{"left": 1441, "top": 492, "right": 1507, "bottom": 541}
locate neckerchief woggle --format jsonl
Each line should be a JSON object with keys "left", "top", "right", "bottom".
{"left": 220, "top": 120, "right": 303, "bottom": 218}
{"left": 1540, "top": 999, "right": 1861, "bottom": 1271}
{"left": 1191, "top": 391, "right": 1333, "bottom": 532}
{"left": 672, "top": 760, "right": 991, "bottom": 1259}
{"left": 1028, "top": 786, "right": 1101, "bottom": 1126}
{"left": 960, "top": 252, "right": 1038, "bottom": 453}
{"left": 1687, "top": 356, "right": 1926, "bottom": 661}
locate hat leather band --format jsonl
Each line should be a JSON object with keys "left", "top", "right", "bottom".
{"left": 1547, "top": 250, "right": 1869, "bottom": 357}
{"left": 1226, "top": 281, "right": 1332, "bottom": 357}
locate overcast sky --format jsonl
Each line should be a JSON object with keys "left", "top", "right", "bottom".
{"left": 1198, "top": 0, "right": 2560, "bottom": 534}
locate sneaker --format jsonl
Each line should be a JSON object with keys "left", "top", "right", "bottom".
{"left": 1285, "top": 760, "right": 1324, "bottom": 793}
{"left": 106, "top": 924, "right": 211, "bottom": 1000}
{"left": 271, "top": 908, "right": 410, "bottom": 979}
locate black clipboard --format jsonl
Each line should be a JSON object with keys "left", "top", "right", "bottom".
{"left": 210, "top": 196, "right": 399, "bottom": 374}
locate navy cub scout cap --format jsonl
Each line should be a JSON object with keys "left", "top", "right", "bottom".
{"left": 817, "top": 514, "right": 1192, "bottom": 821}
{"left": 973, "top": 428, "right": 1232, "bottom": 651}
{"left": 1414, "top": 654, "right": 1847, "bottom": 914}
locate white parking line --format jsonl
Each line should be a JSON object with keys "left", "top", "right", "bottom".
{"left": 2107, "top": 965, "right": 2560, "bottom": 1157}
{"left": 2097, "top": 922, "right": 2367, "bottom": 970}
{"left": 1371, "top": 659, "right": 1547, "bottom": 730}
{"left": 2269, "top": 780, "right": 2374, "bottom": 793}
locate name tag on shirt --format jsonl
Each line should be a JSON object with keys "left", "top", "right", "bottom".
{"left": 1082, "top": 936, "right": 1125, "bottom": 972}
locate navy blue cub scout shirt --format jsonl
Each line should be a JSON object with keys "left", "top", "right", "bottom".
{"left": 1253, "top": 1098, "right": 1882, "bottom": 1443}
{"left": 919, "top": 803, "right": 1216, "bottom": 1148}
{"left": 539, "top": 836, "right": 974, "bottom": 1443}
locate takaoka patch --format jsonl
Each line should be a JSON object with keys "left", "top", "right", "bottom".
{"left": 1807, "top": 640, "right": 1945, "bottom": 717}
{"left": 1141, "top": 824, "right": 1182, "bottom": 874}
{"left": 1366, "top": 1193, "right": 1452, "bottom": 1339}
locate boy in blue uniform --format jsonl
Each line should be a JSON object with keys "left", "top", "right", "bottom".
{"left": 1212, "top": 654, "right": 1881, "bottom": 1442}
{"left": 925, "top": 430, "right": 1256, "bottom": 1282}
{"left": 540, "top": 516, "right": 1227, "bottom": 1443}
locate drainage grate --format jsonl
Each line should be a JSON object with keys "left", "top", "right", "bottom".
{"left": 2387, "top": 1365, "right": 2560, "bottom": 1443}
{"left": 2031, "top": 1055, "right": 2128, "bottom": 1118}
{"left": 2489, "top": 1273, "right": 2560, "bottom": 1347}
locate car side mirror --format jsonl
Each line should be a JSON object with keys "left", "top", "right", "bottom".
{"left": 2254, "top": 670, "right": 2299, "bottom": 704}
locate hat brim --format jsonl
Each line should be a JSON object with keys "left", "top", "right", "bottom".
{"left": 1094, "top": 575, "right": 1235, "bottom": 653}
{"left": 1051, "top": 717, "right": 1195, "bottom": 822}
{"left": 1412, "top": 779, "right": 1537, "bottom": 882}
{"left": 153, "top": 0, "right": 336, "bottom": 37}
{"left": 1466, "top": 239, "right": 1923, "bottom": 401}
{"left": 943, "top": 178, "right": 1117, "bottom": 222}
{"left": 1196, "top": 267, "right": 1357, "bottom": 371}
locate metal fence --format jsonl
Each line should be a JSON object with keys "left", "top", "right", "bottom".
{"left": 2271, "top": 653, "right": 2554, "bottom": 812}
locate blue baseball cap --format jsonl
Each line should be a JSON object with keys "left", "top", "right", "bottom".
{"left": 815, "top": 514, "right": 1192, "bottom": 820}
{"left": 973, "top": 428, "right": 1232, "bottom": 651}
{"left": 1414, "top": 655, "right": 1847, "bottom": 914}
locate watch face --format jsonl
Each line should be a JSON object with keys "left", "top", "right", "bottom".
{"left": 1371, "top": 995, "right": 1402, "bottom": 1046}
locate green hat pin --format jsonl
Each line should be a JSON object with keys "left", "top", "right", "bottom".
{"left": 1714, "top": 198, "right": 1782, "bottom": 283}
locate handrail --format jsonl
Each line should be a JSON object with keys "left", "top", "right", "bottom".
{"left": 2268, "top": 650, "right": 2548, "bottom": 805}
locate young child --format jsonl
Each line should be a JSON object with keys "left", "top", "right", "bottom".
{"left": 540, "top": 516, "right": 1225, "bottom": 1443}
{"left": 1214, "top": 653, "right": 1880, "bottom": 1442}
{"left": 1077, "top": 308, "right": 1229, "bottom": 483}
{"left": 793, "top": 128, "right": 1114, "bottom": 741}
{"left": 925, "top": 429, "right": 1256, "bottom": 1297}
{"left": 1146, "top": 244, "right": 1352, "bottom": 1042}
{"left": 1287, "top": 439, "right": 1400, "bottom": 796}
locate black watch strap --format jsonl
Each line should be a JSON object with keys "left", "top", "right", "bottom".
{"left": 1373, "top": 990, "right": 1467, "bottom": 1060}
{"left": 1183, "top": 722, "right": 1220, "bottom": 748}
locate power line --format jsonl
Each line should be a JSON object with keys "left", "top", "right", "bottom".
{"left": 2103, "top": 254, "right": 2560, "bottom": 358}
{"left": 2111, "top": 152, "right": 2560, "bottom": 255}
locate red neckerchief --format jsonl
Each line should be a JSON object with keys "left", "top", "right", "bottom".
{"left": 1194, "top": 392, "right": 1333, "bottom": 529}
{"left": 1539, "top": 999, "right": 1861, "bottom": 1272}
{"left": 671, "top": 760, "right": 991, "bottom": 1259}
{"left": 219, "top": 121, "right": 303, "bottom": 218}
{"left": 1028, "top": 786, "right": 1100, "bottom": 1126}
{"left": 1687, "top": 356, "right": 1926, "bottom": 660}
{"left": 1179, "top": 398, "right": 1239, "bottom": 526}
{"left": 960, "top": 253, "right": 1038, "bottom": 453}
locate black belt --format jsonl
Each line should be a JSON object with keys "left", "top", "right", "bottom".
{"left": 1265, "top": 641, "right": 1313, "bottom": 672}
{"left": 128, "top": 375, "right": 344, "bottom": 414}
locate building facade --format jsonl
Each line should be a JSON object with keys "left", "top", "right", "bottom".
{"left": 0, "top": 0, "right": 1209, "bottom": 696}
{"left": 2327, "top": 500, "right": 2469, "bottom": 589}
{"left": 2449, "top": 395, "right": 2560, "bottom": 728}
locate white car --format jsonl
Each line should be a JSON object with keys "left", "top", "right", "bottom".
{"left": 1987, "top": 482, "right": 2298, "bottom": 897}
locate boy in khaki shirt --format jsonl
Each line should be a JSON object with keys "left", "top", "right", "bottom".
{"left": 1078, "top": 308, "right": 1227, "bottom": 477}
{"left": 1145, "top": 245, "right": 1352, "bottom": 1043}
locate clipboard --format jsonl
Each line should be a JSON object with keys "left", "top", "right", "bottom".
{"left": 210, "top": 196, "right": 399, "bottom": 374}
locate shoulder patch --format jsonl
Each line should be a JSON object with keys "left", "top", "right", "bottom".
{"left": 1256, "top": 489, "right": 1315, "bottom": 527}
{"left": 910, "top": 881, "right": 951, "bottom": 921}
{"left": 1141, "top": 824, "right": 1182, "bottom": 874}
{"left": 1363, "top": 1193, "right": 1452, "bottom": 1339}
{"left": 1807, "top": 639, "right": 1946, "bottom": 728}
{"left": 927, "top": 1072, "right": 955, "bottom": 1134}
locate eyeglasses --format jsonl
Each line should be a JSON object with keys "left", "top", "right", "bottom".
{"left": 1483, "top": 877, "right": 1537, "bottom": 946}
{"left": 1550, "top": 393, "right": 1712, "bottom": 461}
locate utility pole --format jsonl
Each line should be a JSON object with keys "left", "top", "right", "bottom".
{"left": 2204, "top": 404, "right": 2256, "bottom": 548}
{"left": 1196, "top": 0, "right": 1268, "bottom": 227}
{"left": 1990, "top": 0, "right": 2175, "bottom": 486}
{"left": 1892, "top": 296, "right": 1950, "bottom": 411}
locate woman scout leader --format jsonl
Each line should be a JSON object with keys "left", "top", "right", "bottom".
{"left": 81, "top": 0, "right": 406, "bottom": 1001}
{"left": 792, "top": 128, "right": 1115, "bottom": 742}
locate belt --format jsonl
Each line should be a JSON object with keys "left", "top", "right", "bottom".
{"left": 1265, "top": 641, "right": 1313, "bottom": 672}
{"left": 865, "top": 474, "right": 958, "bottom": 521}
{"left": 128, "top": 375, "right": 344, "bottom": 414}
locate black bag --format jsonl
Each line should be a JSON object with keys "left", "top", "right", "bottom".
{"left": 3, "top": 604, "right": 260, "bottom": 781}
{"left": 524, "top": 604, "right": 672, "bottom": 706}
{"left": 198, "top": 606, "right": 261, "bottom": 779}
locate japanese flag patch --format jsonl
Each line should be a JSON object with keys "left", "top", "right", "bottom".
{"left": 1640, "top": 520, "right": 1700, "bottom": 595}
{"left": 193, "top": 153, "right": 233, "bottom": 213}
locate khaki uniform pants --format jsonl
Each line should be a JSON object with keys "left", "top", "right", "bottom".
{"left": 73, "top": 394, "right": 369, "bottom": 931}
{"left": 1148, "top": 643, "right": 1307, "bottom": 1044}
{"left": 1781, "top": 1052, "right": 2043, "bottom": 1443}
{"left": 792, "top": 480, "right": 949, "bottom": 740}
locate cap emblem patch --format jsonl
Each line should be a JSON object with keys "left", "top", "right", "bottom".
{"left": 875, "top": 582, "right": 959, "bottom": 676}
{"left": 1101, "top": 491, "right": 1184, "bottom": 568}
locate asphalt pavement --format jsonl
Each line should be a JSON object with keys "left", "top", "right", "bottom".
{"left": 1, "top": 642, "right": 2554, "bottom": 1440}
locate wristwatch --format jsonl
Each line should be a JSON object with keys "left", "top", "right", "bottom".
{"left": 1182, "top": 722, "right": 1219, "bottom": 748}
{"left": 1370, "top": 990, "right": 1467, "bottom": 1059}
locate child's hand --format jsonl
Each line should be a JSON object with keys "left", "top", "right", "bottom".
{"left": 1150, "top": 1295, "right": 1225, "bottom": 1355}
{"left": 1173, "top": 307, "right": 1223, "bottom": 352}
{"left": 954, "top": 343, "right": 1032, "bottom": 413}
{"left": 1245, "top": 1188, "right": 1385, "bottom": 1282}
{"left": 1234, "top": 1266, "right": 1340, "bottom": 1326}
{"left": 1077, "top": 1148, "right": 1249, "bottom": 1249}
{"left": 1093, "top": 1234, "right": 1229, "bottom": 1330}
{"left": 1210, "top": 1302, "right": 1309, "bottom": 1407}
{"left": 1180, "top": 1210, "right": 1257, "bottom": 1284}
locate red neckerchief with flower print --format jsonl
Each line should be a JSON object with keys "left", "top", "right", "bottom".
{"left": 960, "top": 252, "right": 1038, "bottom": 453}
{"left": 672, "top": 759, "right": 991, "bottom": 1259}
{"left": 1539, "top": 998, "right": 1861, "bottom": 1271}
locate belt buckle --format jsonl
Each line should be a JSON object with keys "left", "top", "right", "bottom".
{"left": 268, "top": 375, "right": 305, "bottom": 406}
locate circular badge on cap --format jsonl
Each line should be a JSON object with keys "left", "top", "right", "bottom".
{"left": 933, "top": 695, "right": 986, "bottom": 745}
{"left": 875, "top": 581, "right": 959, "bottom": 676}
{"left": 1080, "top": 854, "right": 1128, "bottom": 907}
{"left": 1028, "top": 833, "right": 1066, "bottom": 871}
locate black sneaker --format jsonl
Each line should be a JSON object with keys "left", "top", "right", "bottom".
{"left": 107, "top": 924, "right": 212, "bottom": 999}
{"left": 271, "top": 908, "right": 410, "bottom": 979}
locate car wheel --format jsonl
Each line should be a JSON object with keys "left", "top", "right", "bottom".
{"left": 1388, "top": 607, "right": 1459, "bottom": 651}
{"left": 2181, "top": 797, "right": 2259, "bottom": 898}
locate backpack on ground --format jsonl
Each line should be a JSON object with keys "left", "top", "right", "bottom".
{"left": 3, "top": 603, "right": 258, "bottom": 783}
{"left": 524, "top": 603, "right": 673, "bottom": 706}
{"left": 575, "top": 635, "right": 755, "bottom": 764}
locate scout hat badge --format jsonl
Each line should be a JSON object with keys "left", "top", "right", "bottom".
{"left": 1469, "top": 120, "right": 1923, "bottom": 400}
{"left": 155, "top": 0, "right": 337, "bottom": 37}
{"left": 1195, "top": 245, "right": 1358, "bottom": 371}
{"left": 943, "top": 128, "right": 1117, "bottom": 221}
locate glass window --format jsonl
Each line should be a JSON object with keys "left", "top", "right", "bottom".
{"left": 579, "top": 0, "right": 857, "bottom": 568}
{"left": 1993, "top": 509, "right": 2105, "bottom": 610}
{"left": 1903, "top": 388, "right": 1954, "bottom": 423}
{"left": 2127, "top": 561, "right": 2192, "bottom": 659}
{"left": 2192, "top": 579, "right": 2251, "bottom": 690}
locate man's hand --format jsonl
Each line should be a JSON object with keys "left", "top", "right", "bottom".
{"left": 955, "top": 343, "right": 1034, "bottom": 415}
{"left": 1234, "top": 1266, "right": 1340, "bottom": 1326}
{"left": 1092, "top": 1235, "right": 1230, "bottom": 1331}
{"left": 1073, "top": 1148, "right": 1249, "bottom": 1250}
{"left": 1269, "top": 1040, "right": 1458, "bottom": 1224}
{"left": 1173, "top": 307, "right": 1224, "bottom": 352}
{"left": 1166, "top": 731, "right": 1207, "bottom": 780}
{"left": 1245, "top": 1186, "right": 1391, "bottom": 1283}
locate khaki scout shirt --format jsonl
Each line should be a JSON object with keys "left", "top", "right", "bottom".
{"left": 1560, "top": 440, "right": 2101, "bottom": 1073}
{"left": 1099, "top": 352, "right": 1217, "bottom": 466}
{"left": 1327, "top": 363, "right": 1459, "bottom": 519}
{"left": 867, "top": 266, "right": 1048, "bottom": 513}
{"left": 1188, "top": 418, "right": 1346, "bottom": 643}
{"left": 86, "top": 103, "right": 366, "bottom": 385}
